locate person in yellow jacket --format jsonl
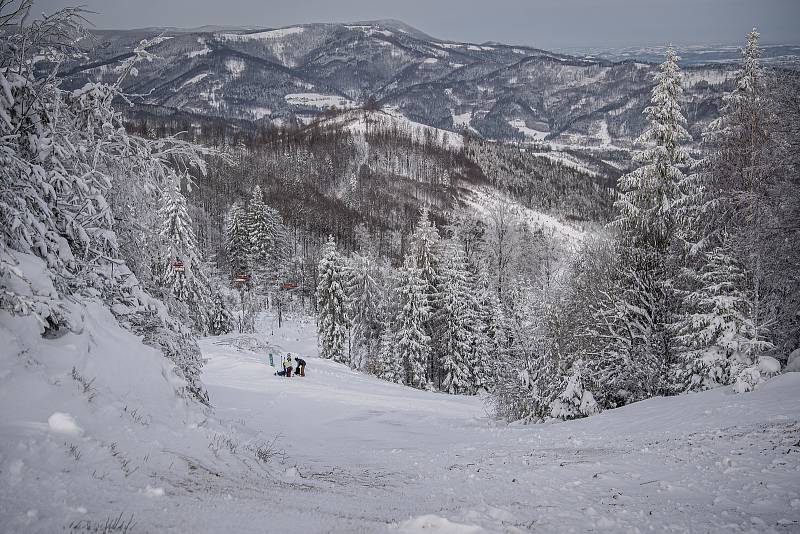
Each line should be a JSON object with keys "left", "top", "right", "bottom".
{"left": 281, "top": 355, "right": 293, "bottom": 377}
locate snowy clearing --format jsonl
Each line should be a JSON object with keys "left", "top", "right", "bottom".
{"left": 285, "top": 92, "right": 354, "bottom": 109}
{"left": 467, "top": 187, "right": 587, "bottom": 245}
{"left": 317, "top": 108, "right": 464, "bottom": 151}
{"left": 508, "top": 119, "right": 550, "bottom": 141}
{"left": 453, "top": 111, "right": 472, "bottom": 128}
{"left": 187, "top": 38, "right": 211, "bottom": 58}
{"left": 219, "top": 27, "right": 305, "bottom": 41}
{"left": 179, "top": 72, "right": 209, "bottom": 89}
{"left": 225, "top": 58, "right": 246, "bottom": 78}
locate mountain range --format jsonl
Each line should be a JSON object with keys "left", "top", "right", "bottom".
{"left": 51, "top": 20, "right": 756, "bottom": 148}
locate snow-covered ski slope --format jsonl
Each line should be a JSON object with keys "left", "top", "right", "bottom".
{"left": 201, "top": 314, "right": 800, "bottom": 533}
{"left": 3, "top": 310, "right": 800, "bottom": 533}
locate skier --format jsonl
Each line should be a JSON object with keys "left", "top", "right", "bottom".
{"left": 294, "top": 356, "right": 306, "bottom": 377}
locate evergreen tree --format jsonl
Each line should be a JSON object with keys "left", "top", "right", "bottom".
{"left": 394, "top": 256, "right": 431, "bottom": 389}
{"left": 613, "top": 46, "right": 691, "bottom": 253}
{"left": 594, "top": 47, "right": 691, "bottom": 402}
{"left": 410, "top": 207, "right": 442, "bottom": 382}
{"left": 673, "top": 30, "right": 784, "bottom": 394}
{"left": 675, "top": 242, "right": 762, "bottom": 391}
{"left": 472, "top": 267, "right": 501, "bottom": 392}
{"left": 587, "top": 264, "right": 666, "bottom": 406}
{"left": 159, "top": 178, "right": 212, "bottom": 333}
{"left": 682, "top": 30, "right": 776, "bottom": 371}
{"left": 376, "top": 324, "right": 403, "bottom": 383}
{"left": 208, "top": 294, "right": 234, "bottom": 336}
{"left": 246, "top": 185, "right": 284, "bottom": 293}
{"left": 1, "top": 12, "right": 213, "bottom": 403}
{"left": 224, "top": 202, "right": 250, "bottom": 280}
{"left": 316, "top": 236, "right": 349, "bottom": 363}
{"left": 436, "top": 238, "right": 474, "bottom": 394}
{"left": 345, "top": 252, "right": 384, "bottom": 369}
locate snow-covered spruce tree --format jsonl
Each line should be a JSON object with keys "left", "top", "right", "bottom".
{"left": 208, "top": 293, "right": 234, "bottom": 336}
{"left": 409, "top": 207, "right": 442, "bottom": 382}
{"left": 550, "top": 361, "right": 600, "bottom": 420}
{"left": 470, "top": 267, "right": 499, "bottom": 393}
{"left": 345, "top": 252, "right": 385, "bottom": 370}
{"left": 394, "top": 255, "right": 432, "bottom": 389}
{"left": 674, "top": 240, "right": 766, "bottom": 391}
{"left": 0, "top": 5, "right": 213, "bottom": 403}
{"left": 246, "top": 185, "right": 285, "bottom": 294}
{"left": 677, "top": 29, "right": 778, "bottom": 383}
{"left": 614, "top": 46, "right": 691, "bottom": 253}
{"left": 595, "top": 47, "right": 691, "bottom": 402}
{"left": 159, "top": 178, "right": 212, "bottom": 333}
{"left": 316, "top": 236, "right": 350, "bottom": 363}
{"left": 435, "top": 237, "right": 475, "bottom": 394}
{"left": 376, "top": 322, "right": 403, "bottom": 383}
{"left": 224, "top": 202, "right": 250, "bottom": 280}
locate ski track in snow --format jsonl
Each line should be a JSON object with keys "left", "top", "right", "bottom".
{"left": 3, "top": 310, "right": 800, "bottom": 533}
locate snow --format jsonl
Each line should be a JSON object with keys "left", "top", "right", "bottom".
{"left": 467, "top": 186, "right": 586, "bottom": 244}
{"left": 219, "top": 26, "right": 305, "bottom": 41}
{"left": 345, "top": 25, "right": 394, "bottom": 37}
{"left": 187, "top": 47, "right": 211, "bottom": 58}
{"left": 145, "top": 36, "right": 173, "bottom": 48}
{"left": 508, "top": 118, "right": 549, "bottom": 140}
{"left": 284, "top": 92, "right": 354, "bottom": 109}
{"left": 452, "top": 111, "right": 472, "bottom": 127}
{"left": 47, "top": 412, "right": 82, "bottom": 436}
{"left": 4, "top": 295, "right": 800, "bottom": 532}
{"left": 597, "top": 120, "right": 612, "bottom": 146}
{"left": 249, "top": 106, "right": 272, "bottom": 119}
{"left": 464, "top": 44, "right": 494, "bottom": 52}
{"left": 225, "top": 58, "right": 246, "bottom": 78}
{"left": 423, "top": 57, "right": 439, "bottom": 65}
{"left": 787, "top": 349, "right": 800, "bottom": 373}
{"left": 318, "top": 107, "right": 464, "bottom": 150}
{"left": 187, "top": 38, "right": 211, "bottom": 58}
{"left": 758, "top": 355, "right": 782, "bottom": 375}
{"left": 179, "top": 72, "right": 209, "bottom": 89}
{"left": 684, "top": 69, "right": 732, "bottom": 87}
{"left": 394, "top": 514, "right": 483, "bottom": 533}
{"left": 142, "top": 485, "right": 165, "bottom": 497}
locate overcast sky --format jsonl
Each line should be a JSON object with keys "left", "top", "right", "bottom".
{"left": 32, "top": 0, "right": 800, "bottom": 49}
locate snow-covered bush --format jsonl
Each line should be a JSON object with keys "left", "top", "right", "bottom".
{"left": 733, "top": 356, "right": 781, "bottom": 394}
{"left": 550, "top": 362, "right": 600, "bottom": 420}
